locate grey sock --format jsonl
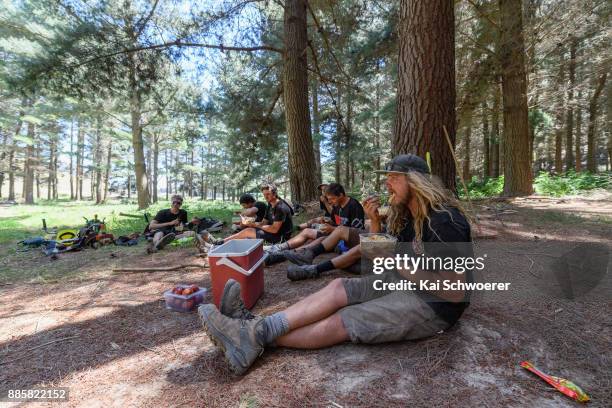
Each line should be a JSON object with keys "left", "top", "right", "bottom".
{"left": 278, "top": 242, "right": 290, "bottom": 250}
{"left": 262, "top": 312, "right": 290, "bottom": 345}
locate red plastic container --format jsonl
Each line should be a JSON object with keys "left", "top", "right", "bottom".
{"left": 164, "top": 285, "right": 207, "bottom": 312}
{"left": 208, "top": 239, "right": 266, "bottom": 309}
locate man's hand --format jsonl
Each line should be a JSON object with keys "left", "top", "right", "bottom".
{"left": 320, "top": 224, "right": 335, "bottom": 234}
{"left": 170, "top": 218, "right": 180, "bottom": 226}
{"left": 363, "top": 196, "right": 381, "bottom": 223}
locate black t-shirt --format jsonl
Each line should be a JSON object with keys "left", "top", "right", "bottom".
{"left": 253, "top": 201, "right": 267, "bottom": 222}
{"left": 395, "top": 206, "right": 473, "bottom": 325}
{"left": 320, "top": 198, "right": 332, "bottom": 217}
{"left": 153, "top": 209, "right": 188, "bottom": 233}
{"left": 264, "top": 200, "right": 294, "bottom": 238}
{"left": 331, "top": 196, "right": 365, "bottom": 229}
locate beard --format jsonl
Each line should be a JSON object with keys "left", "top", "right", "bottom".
{"left": 390, "top": 188, "right": 411, "bottom": 208}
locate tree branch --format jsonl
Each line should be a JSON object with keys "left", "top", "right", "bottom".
{"left": 67, "top": 40, "right": 283, "bottom": 69}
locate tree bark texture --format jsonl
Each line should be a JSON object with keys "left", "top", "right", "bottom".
{"left": 499, "top": 0, "right": 533, "bottom": 195}
{"left": 393, "top": 0, "right": 456, "bottom": 192}
{"left": 283, "top": 0, "right": 318, "bottom": 202}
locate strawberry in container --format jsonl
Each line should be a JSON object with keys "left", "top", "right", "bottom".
{"left": 164, "top": 284, "right": 207, "bottom": 312}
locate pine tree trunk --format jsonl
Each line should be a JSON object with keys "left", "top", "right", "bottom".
{"left": 335, "top": 88, "right": 342, "bottom": 183}
{"left": 35, "top": 138, "right": 40, "bottom": 200}
{"left": 8, "top": 103, "right": 25, "bottom": 201}
{"left": 499, "top": 0, "right": 533, "bottom": 196}
{"left": 165, "top": 150, "right": 170, "bottom": 200}
{"left": 103, "top": 141, "right": 111, "bottom": 202}
{"left": 283, "top": 0, "right": 318, "bottom": 202}
{"left": 344, "top": 87, "right": 353, "bottom": 189}
{"left": 95, "top": 119, "right": 103, "bottom": 204}
{"left": 394, "top": 0, "right": 456, "bottom": 192}
{"left": 153, "top": 134, "right": 159, "bottom": 203}
{"left": 69, "top": 118, "right": 74, "bottom": 200}
{"left": 189, "top": 147, "right": 194, "bottom": 197}
{"left": 482, "top": 100, "right": 490, "bottom": 179}
{"left": 312, "top": 79, "right": 322, "bottom": 183}
{"left": 47, "top": 137, "right": 54, "bottom": 200}
{"left": 491, "top": 82, "right": 500, "bottom": 178}
{"left": 128, "top": 61, "right": 151, "bottom": 209}
{"left": 575, "top": 93, "right": 582, "bottom": 172}
{"left": 375, "top": 63, "right": 382, "bottom": 190}
{"left": 463, "top": 122, "right": 471, "bottom": 182}
{"left": 24, "top": 121, "right": 35, "bottom": 204}
{"left": 586, "top": 71, "right": 608, "bottom": 172}
{"left": 76, "top": 120, "right": 84, "bottom": 200}
{"left": 200, "top": 146, "right": 205, "bottom": 200}
{"left": 565, "top": 37, "right": 577, "bottom": 171}
{"left": 127, "top": 173, "right": 131, "bottom": 199}
{"left": 554, "top": 50, "right": 565, "bottom": 174}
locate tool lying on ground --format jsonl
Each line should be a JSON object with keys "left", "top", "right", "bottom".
{"left": 520, "top": 361, "right": 590, "bottom": 403}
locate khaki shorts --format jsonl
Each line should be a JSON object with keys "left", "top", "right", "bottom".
{"left": 339, "top": 272, "right": 450, "bottom": 344}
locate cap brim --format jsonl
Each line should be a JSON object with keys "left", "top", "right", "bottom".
{"left": 372, "top": 170, "right": 410, "bottom": 175}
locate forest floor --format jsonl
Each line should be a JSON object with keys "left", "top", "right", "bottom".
{"left": 0, "top": 192, "right": 610, "bottom": 407}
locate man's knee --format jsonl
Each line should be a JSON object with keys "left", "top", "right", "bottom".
{"left": 327, "top": 278, "right": 348, "bottom": 307}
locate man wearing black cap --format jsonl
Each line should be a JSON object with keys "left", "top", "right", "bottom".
{"left": 198, "top": 154, "right": 474, "bottom": 375}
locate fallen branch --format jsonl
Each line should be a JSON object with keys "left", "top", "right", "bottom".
{"left": 112, "top": 264, "right": 205, "bottom": 273}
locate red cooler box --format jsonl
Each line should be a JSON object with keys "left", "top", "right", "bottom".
{"left": 208, "top": 239, "right": 267, "bottom": 309}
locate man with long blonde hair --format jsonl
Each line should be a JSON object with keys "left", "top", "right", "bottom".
{"left": 198, "top": 154, "right": 473, "bottom": 375}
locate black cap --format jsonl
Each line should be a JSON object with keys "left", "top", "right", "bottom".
{"left": 374, "top": 154, "right": 430, "bottom": 175}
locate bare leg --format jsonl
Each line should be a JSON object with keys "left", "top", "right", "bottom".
{"left": 329, "top": 245, "right": 362, "bottom": 269}
{"left": 320, "top": 226, "right": 350, "bottom": 251}
{"left": 174, "top": 231, "right": 195, "bottom": 239}
{"left": 282, "top": 278, "right": 348, "bottom": 329}
{"left": 152, "top": 231, "right": 164, "bottom": 246}
{"left": 298, "top": 236, "right": 325, "bottom": 250}
{"left": 275, "top": 313, "right": 349, "bottom": 348}
{"left": 285, "top": 228, "right": 318, "bottom": 249}
{"left": 223, "top": 227, "right": 257, "bottom": 242}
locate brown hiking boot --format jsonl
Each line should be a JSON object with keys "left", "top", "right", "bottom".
{"left": 220, "top": 279, "right": 255, "bottom": 320}
{"left": 198, "top": 304, "right": 265, "bottom": 375}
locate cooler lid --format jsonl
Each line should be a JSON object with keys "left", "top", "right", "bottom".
{"left": 208, "top": 239, "right": 263, "bottom": 257}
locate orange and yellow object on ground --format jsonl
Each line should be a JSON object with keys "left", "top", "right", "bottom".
{"left": 520, "top": 361, "right": 590, "bottom": 403}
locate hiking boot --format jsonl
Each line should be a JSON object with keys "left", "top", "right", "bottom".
{"left": 201, "top": 230, "right": 225, "bottom": 246}
{"left": 198, "top": 304, "right": 265, "bottom": 375}
{"left": 283, "top": 248, "right": 315, "bottom": 265}
{"left": 287, "top": 264, "right": 320, "bottom": 281}
{"left": 264, "top": 251, "right": 287, "bottom": 266}
{"left": 220, "top": 279, "right": 255, "bottom": 320}
{"left": 155, "top": 233, "right": 175, "bottom": 250}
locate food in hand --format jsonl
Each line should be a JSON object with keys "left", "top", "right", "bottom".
{"left": 378, "top": 206, "right": 390, "bottom": 217}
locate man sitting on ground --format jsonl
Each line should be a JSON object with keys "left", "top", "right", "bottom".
{"left": 298, "top": 183, "right": 333, "bottom": 230}
{"left": 148, "top": 194, "right": 190, "bottom": 252}
{"left": 266, "top": 183, "right": 364, "bottom": 266}
{"left": 198, "top": 153, "right": 473, "bottom": 375}
{"left": 204, "top": 184, "right": 294, "bottom": 245}
{"left": 232, "top": 194, "right": 268, "bottom": 231}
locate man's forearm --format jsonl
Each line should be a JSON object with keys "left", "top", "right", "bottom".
{"left": 369, "top": 219, "right": 382, "bottom": 233}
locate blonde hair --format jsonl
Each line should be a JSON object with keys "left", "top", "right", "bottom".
{"left": 386, "top": 172, "right": 470, "bottom": 242}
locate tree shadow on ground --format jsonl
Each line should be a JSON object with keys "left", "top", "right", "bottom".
{"left": 0, "top": 297, "right": 204, "bottom": 394}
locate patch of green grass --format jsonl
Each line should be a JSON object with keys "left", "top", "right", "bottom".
{"left": 457, "top": 171, "right": 611, "bottom": 199}
{"left": 0, "top": 199, "right": 242, "bottom": 284}
{"left": 0, "top": 199, "right": 242, "bottom": 245}
{"left": 534, "top": 171, "right": 612, "bottom": 196}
